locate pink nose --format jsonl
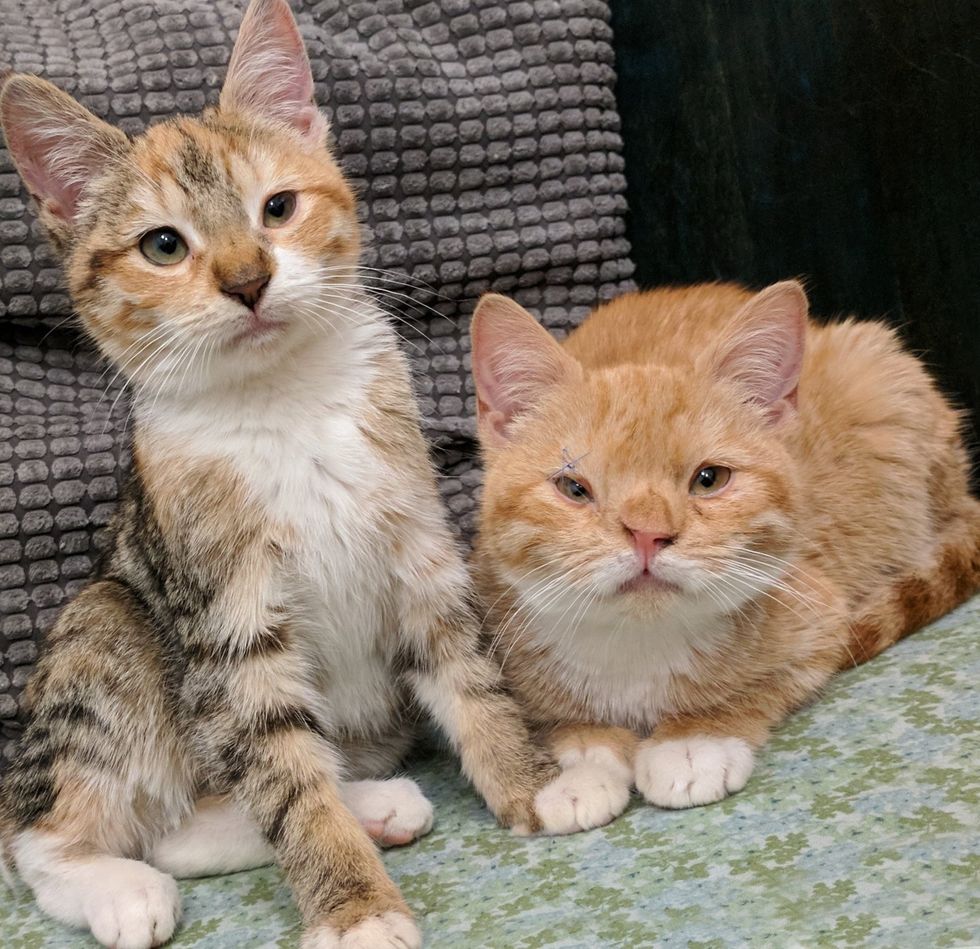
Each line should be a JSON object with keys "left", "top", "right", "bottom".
{"left": 629, "top": 529, "right": 674, "bottom": 563}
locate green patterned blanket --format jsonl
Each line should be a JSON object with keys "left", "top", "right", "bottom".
{"left": 3, "top": 597, "right": 978, "bottom": 948}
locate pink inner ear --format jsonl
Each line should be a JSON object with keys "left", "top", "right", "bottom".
{"left": 471, "top": 295, "right": 576, "bottom": 443}
{"left": 1, "top": 80, "right": 118, "bottom": 223}
{"left": 221, "top": 0, "right": 323, "bottom": 139}
{"left": 13, "top": 140, "right": 80, "bottom": 216}
{"left": 714, "top": 282, "right": 808, "bottom": 409}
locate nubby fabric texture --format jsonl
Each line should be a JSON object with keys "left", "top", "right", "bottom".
{"left": 0, "top": 0, "right": 636, "bottom": 751}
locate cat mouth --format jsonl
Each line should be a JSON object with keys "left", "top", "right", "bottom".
{"left": 619, "top": 569, "right": 680, "bottom": 595}
{"left": 232, "top": 313, "right": 288, "bottom": 345}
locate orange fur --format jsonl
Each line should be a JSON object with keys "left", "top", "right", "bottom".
{"left": 472, "top": 282, "right": 980, "bottom": 812}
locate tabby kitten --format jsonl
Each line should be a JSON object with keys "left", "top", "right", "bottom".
{"left": 471, "top": 282, "right": 980, "bottom": 834}
{"left": 0, "top": 1, "right": 560, "bottom": 946}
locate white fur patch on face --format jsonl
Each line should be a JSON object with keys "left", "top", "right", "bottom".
{"left": 266, "top": 244, "right": 326, "bottom": 321}
{"left": 534, "top": 749, "right": 633, "bottom": 835}
{"left": 635, "top": 735, "right": 754, "bottom": 809}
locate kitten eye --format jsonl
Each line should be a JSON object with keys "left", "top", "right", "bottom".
{"left": 263, "top": 191, "right": 297, "bottom": 227}
{"left": 139, "top": 228, "right": 187, "bottom": 266}
{"left": 690, "top": 465, "right": 732, "bottom": 496}
{"left": 553, "top": 475, "right": 593, "bottom": 504}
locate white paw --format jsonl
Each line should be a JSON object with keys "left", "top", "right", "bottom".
{"left": 84, "top": 859, "right": 181, "bottom": 949}
{"left": 302, "top": 912, "right": 421, "bottom": 949}
{"left": 635, "top": 736, "right": 754, "bottom": 809}
{"left": 342, "top": 779, "right": 434, "bottom": 848}
{"left": 534, "top": 748, "right": 632, "bottom": 835}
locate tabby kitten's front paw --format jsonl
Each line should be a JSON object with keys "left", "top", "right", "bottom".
{"left": 342, "top": 778, "right": 434, "bottom": 848}
{"left": 534, "top": 746, "right": 633, "bottom": 834}
{"left": 84, "top": 859, "right": 182, "bottom": 949}
{"left": 635, "top": 736, "right": 754, "bottom": 809}
{"left": 302, "top": 911, "right": 421, "bottom": 949}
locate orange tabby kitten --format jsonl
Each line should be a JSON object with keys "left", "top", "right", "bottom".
{"left": 471, "top": 281, "right": 980, "bottom": 833}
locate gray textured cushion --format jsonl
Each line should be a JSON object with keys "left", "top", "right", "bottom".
{"left": 0, "top": 0, "right": 636, "bottom": 751}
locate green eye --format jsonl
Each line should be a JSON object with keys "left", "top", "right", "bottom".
{"left": 690, "top": 465, "right": 732, "bottom": 496}
{"left": 263, "top": 191, "right": 297, "bottom": 227}
{"left": 139, "top": 228, "right": 187, "bottom": 266}
{"left": 553, "top": 475, "right": 593, "bottom": 504}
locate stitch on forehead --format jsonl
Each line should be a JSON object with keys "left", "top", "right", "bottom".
{"left": 551, "top": 448, "right": 590, "bottom": 480}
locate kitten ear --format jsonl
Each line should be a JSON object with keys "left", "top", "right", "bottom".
{"left": 0, "top": 73, "right": 129, "bottom": 227}
{"left": 709, "top": 281, "right": 808, "bottom": 421}
{"left": 471, "top": 294, "right": 579, "bottom": 446}
{"left": 220, "top": 0, "right": 327, "bottom": 143}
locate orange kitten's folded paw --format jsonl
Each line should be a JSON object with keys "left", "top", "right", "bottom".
{"left": 534, "top": 766, "right": 631, "bottom": 835}
{"left": 302, "top": 911, "right": 421, "bottom": 949}
{"left": 635, "top": 736, "right": 754, "bottom": 809}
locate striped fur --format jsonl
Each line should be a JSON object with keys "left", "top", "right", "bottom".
{"left": 0, "top": 2, "right": 557, "bottom": 946}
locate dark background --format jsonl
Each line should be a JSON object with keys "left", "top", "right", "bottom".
{"left": 611, "top": 0, "right": 980, "bottom": 473}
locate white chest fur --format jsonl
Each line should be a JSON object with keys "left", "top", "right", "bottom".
{"left": 525, "top": 595, "right": 732, "bottom": 731}
{"left": 140, "top": 322, "right": 403, "bottom": 735}
{"left": 234, "top": 397, "right": 396, "bottom": 727}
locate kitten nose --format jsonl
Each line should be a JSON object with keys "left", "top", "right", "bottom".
{"left": 628, "top": 528, "right": 674, "bottom": 563}
{"left": 222, "top": 273, "right": 270, "bottom": 310}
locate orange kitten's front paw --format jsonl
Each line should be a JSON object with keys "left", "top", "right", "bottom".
{"left": 302, "top": 911, "right": 421, "bottom": 949}
{"left": 534, "top": 748, "right": 632, "bottom": 835}
{"left": 635, "top": 736, "right": 754, "bottom": 809}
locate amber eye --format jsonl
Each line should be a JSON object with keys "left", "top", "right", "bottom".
{"left": 553, "top": 475, "right": 593, "bottom": 504}
{"left": 263, "top": 191, "right": 297, "bottom": 227}
{"left": 139, "top": 228, "right": 187, "bottom": 266}
{"left": 690, "top": 465, "right": 732, "bottom": 496}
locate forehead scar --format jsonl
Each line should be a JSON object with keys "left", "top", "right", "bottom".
{"left": 551, "top": 447, "right": 590, "bottom": 480}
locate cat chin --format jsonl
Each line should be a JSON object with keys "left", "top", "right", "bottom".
{"left": 618, "top": 572, "right": 681, "bottom": 595}
{"left": 230, "top": 315, "right": 290, "bottom": 347}
{"left": 603, "top": 583, "right": 690, "bottom": 621}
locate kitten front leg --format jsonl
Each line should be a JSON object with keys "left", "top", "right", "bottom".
{"left": 392, "top": 552, "right": 558, "bottom": 832}
{"left": 194, "top": 644, "right": 419, "bottom": 948}
{"left": 4, "top": 580, "right": 193, "bottom": 949}
{"left": 400, "top": 608, "right": 559, "bottom": 833}
{"left": 225, "top": 720, "right": 419, "bottom": 948}
{"left": 533, "top": 725, "right": 636, "bottom": 834}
